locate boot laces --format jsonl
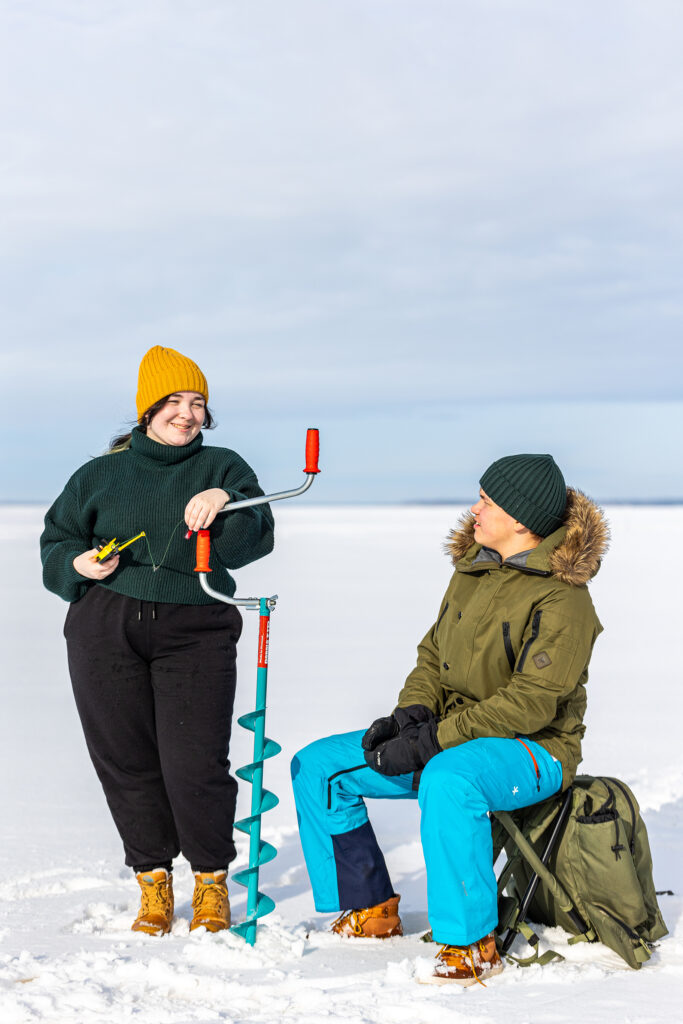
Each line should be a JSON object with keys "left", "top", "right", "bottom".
{"left": 440, "top": 943, "right": 471, "bottom": 967}
{"left": 439, "top": 943, "right": 487, "bottom": 986}
{"left": 193, "top": 877, "right": 228, "bottom": 918}
{"left": 331, "top": 909, "right": 364, "bottom": 935}
{"left": 138, "top": 875, "right": 171, "bottom": 916}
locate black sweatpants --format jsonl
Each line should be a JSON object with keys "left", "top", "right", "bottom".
{"left": 64, "top": 585, "right": 242, "bottom": 871}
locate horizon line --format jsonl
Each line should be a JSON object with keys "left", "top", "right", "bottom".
{"left": 3, "top": 497, "right": 683, "bottom": 508}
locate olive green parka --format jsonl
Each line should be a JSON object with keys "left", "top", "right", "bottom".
{"left": 396, "top": 489, "right": 609, "bottom": 788}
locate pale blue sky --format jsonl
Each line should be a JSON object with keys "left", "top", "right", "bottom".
{"left": 2, "top": 1, "right": 682, "bottom": 501}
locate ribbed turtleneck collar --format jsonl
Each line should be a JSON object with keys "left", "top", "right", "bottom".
{"left": 129, "top": 426, "right": 204, "bottom": 465}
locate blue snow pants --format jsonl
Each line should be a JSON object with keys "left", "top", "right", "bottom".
{"left": 291, "top": 731, "right": 563, "bottom": 945}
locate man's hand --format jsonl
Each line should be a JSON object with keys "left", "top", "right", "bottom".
{"left": 394, "top": 704, "right": 436, "bottom": 730}
{"left": 361, "top": 705, "right": 435, "bottom": 752}
{"left": 365, "top": 719, "right": 441, "bottom": 776}
{"left": 361, "top": 715, "right": 399, "bottom": 751}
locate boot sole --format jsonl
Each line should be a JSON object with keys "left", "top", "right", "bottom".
{"left": 190, "top": 919, "right": 231, "bottom": 932}
{"left": 131, "top": 921, "right": 172, "bottom": 936}
{"left": 333, "top": 923, "right": 403, "bottom": 939}
{"left": 418, "top": 962, "right": 505, "bottom": 986}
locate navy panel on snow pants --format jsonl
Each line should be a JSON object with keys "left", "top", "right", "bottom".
{"left": 291, "top": 729, "right": 563, "bottom": 945}
{"left": 64, "top": 585, "right": 242, "bottom": 871}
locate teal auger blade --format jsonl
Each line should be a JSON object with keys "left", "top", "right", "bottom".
{"left": 256, "top": 841, "right": 277, "bottom": 866}
{"left": 263, "top": 738, "right": 282, "bottom": 758}
{"left": 236, "top": 755, "right": 281, "bottom": 781}
{"left": 237, "top": 709, "right": 265, "bottom": 730}
{"left": 232, "top": 848, "right": 277, "bottom": 885}
{"left": 231, "top": 892, "right": 276, "bottom": 938}
{"left": 230, "top": 832, "right": 277, "bottom": 865}
{"left": 232, "top": 789, "right": 279, "bottom": 817}
{"left": 234, "top": 737, "right": 282, "bottom": 764}
{"left": 234, "top": 806, "right": 279, "bottom": 839}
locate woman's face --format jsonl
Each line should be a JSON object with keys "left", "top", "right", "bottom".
{"left": 146, "top": 392, "right": 206, "bottom": 447}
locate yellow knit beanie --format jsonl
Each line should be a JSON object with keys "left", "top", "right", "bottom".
{"left": 136, "top": 346, "right": 209, "bottom": 420}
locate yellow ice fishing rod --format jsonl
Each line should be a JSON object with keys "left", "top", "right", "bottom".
{"left": 95, "top": 531, "right": 146, "bottom": 563}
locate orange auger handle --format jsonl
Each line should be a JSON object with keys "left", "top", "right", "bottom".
{"left": 304, "top": 428, "right": 321, "bottom": 474}
{"left": 194, "top": 529, "right": 212, "bottom": 573}
{"left": 187, "top": 429, "right": 321, "bottom": 546}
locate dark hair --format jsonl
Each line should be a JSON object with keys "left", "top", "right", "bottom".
{"left": 108, "top": 394, "right": 215, "bottom": 452}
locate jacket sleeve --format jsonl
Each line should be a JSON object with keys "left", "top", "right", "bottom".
{"left": 40, "top": 480, "right": 93, "bottom": 603}
{"left": 436, "top": 589, "right": 599, "bottom": 749}
{"left": 209, "top": 452, "right": 274, "bottom": 570}
{"left": 394, "top": 591, "right": 450, "bottom": 716}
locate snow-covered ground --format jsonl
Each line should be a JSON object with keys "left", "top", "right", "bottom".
{"left": 1, "top": 502, "right": 682, "bottom": 1023}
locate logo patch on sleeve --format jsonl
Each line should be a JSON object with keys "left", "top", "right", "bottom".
{"left": 532, "top": 651, "right": 552, "bottom": 669}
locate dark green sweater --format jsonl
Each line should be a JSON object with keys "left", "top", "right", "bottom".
{"left": 41, "top": 428, "right": 274, "bottom": 605}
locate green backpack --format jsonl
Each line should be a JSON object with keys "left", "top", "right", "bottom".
{"left": 493, "top": 775, "right": 668, "bottom": 970}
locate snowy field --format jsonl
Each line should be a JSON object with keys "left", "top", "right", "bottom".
{"left": 1, "top": 502, "right": 682, "bottom": 1023}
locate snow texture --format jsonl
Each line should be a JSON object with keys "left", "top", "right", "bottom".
{"left": 1, "top": 503, "right": 682, "bottom": 1022}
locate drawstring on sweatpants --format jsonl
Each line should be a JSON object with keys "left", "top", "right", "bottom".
{"left": 137, "top": 601, "right": 158, "bottom": 621}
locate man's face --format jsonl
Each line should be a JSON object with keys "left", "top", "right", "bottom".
{"left": 470, "top": 489, "right": 520, "bottom": 554}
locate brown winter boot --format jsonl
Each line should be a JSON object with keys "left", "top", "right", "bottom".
{"left": 190, "top": 871, "right": 231, "bottom": 932}
{"left": 131, "top": 868, "right": 174, "bottom": 936}
{"left": 421, "top": 932, "right": 504, "bottom": 986}
{"left": 331, "top": 894, "right": 403, "bottom": 938}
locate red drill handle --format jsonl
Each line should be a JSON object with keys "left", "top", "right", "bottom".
{"left": 194, "top": 529, "right": 212, "bottom": 573}
{"left": 304, "top": 428, "right": 321, "bottom": 474}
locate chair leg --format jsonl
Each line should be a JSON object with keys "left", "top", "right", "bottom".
{"left": 496, "top": 788, "right": 580, "bottom": 954}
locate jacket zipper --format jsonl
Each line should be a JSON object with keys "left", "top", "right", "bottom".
{"left": 327, "top": 764, "right": 368, "bottom": 810}
{"left": 502, "top": 621, "right": 516, "bottom": 671}
{"left": 516, "top": 610, "right": 542, "bottom": 672}
{"left": 515, "top": 737, "right": 541, "bottom": 792}
{"left": 513, "top": 566, "right": 552, "bottom": 577}
{"left": 435, "top": 602, "right": 449, "bottom": 634}
{"left": 604, "top": 776, "right": 637, "bottom": 855}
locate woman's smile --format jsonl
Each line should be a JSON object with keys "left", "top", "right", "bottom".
{"left": 146, "top": 392, "right": 206, "bottom": 446}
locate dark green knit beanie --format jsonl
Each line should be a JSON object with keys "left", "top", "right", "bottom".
{"left": 479, "top": 454, "right": 567, "bottom": 537}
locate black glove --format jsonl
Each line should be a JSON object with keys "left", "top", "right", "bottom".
{"left": 393, "top": 704, "right": 436, "bottom": 731}
{"left": 361, "top": 705, "right": 435, "bottom": 752}
{"left": 364, "top": 718, "right": 441, "bottom": 776}
{"left": 361, "top": 715, "right": 399, "bottom": 752}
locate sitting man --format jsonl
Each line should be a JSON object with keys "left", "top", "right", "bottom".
{"left": 291, "top": 454, "right": 609, "bottom": 986}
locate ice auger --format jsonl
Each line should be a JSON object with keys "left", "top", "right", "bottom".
{"left": 193, "top": 428, "right": 320, "bottom": 945}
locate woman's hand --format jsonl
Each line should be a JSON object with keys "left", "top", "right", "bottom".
{"left": 184, "top": 489, "right": 230, "bottom": 531}
{"left": 73, "top": 549, "right": 120, "bottom": 580}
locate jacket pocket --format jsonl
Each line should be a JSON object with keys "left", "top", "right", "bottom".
{"left": 516, "top": 609, "right": 542, "bottom": 672}
{"left": 514, "top": 737, "right": 541, "bottom": 791}
{"left": 435, "top": 602, "right": 449, "bottom": 634}
{"left": 502, "top": 621, "right": 516, "bottom": 671}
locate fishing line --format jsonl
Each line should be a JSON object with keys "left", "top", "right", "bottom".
{"left": 145, "top": 518, "right": 186, "bottom": 572}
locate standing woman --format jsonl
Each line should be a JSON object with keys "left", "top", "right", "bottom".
{"left": 40, "top": 346, "right": 274, "bottom": 936}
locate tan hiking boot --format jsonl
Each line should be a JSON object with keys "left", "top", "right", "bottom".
{"left": 190, "top": 871, "right": 231, "bottom": 932}
{"left": 131, "top": 868, "right": 174, "bottom": 935}
{"left": 421, "top": 932, "right": 504, "bottom": 986}
{"left": 331, "top": 895, "right": 403, "bottom": 938}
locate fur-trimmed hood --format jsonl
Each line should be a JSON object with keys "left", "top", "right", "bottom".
{"left": 445, "top": 488, "right": 610, "bottom": 586}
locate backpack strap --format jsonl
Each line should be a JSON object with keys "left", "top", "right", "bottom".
{"left": 567, "top": 929, "right": 651, "bottom": 963}
{"left": 567, "top": 928, "right": 598, "bottom": 945}
{"left": 502, "top": 920, "right": 565, "bottom": 967}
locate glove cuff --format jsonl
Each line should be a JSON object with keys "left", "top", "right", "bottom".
{"left": 415, "top": 718, "right": 441, "bottom": 763}
{"left": 394, "top": 704, "right": 435, "bottom": 731}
